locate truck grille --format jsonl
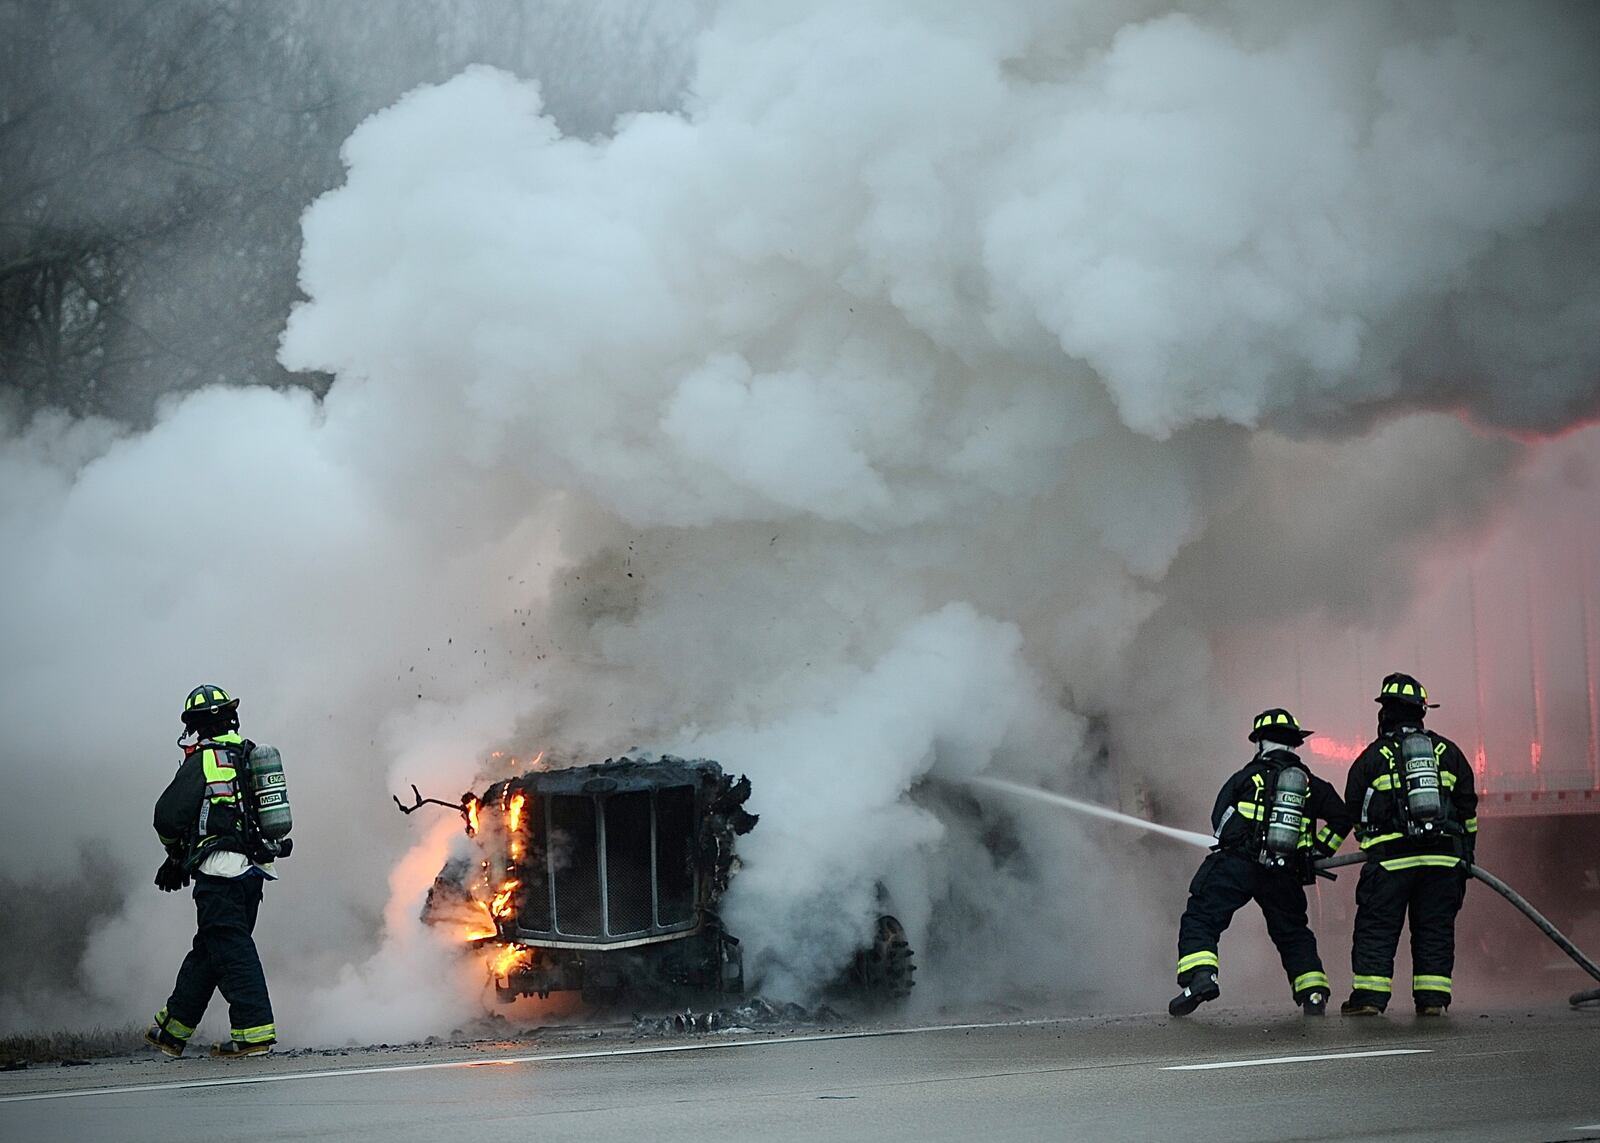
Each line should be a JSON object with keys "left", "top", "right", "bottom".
{"left": 514, "top": 785, "right": 699, "bottom": 942}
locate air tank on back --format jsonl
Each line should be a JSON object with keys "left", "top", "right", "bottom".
{"left": 1399, "top": 732, "right": 1442, "bottom": 828}
{"left": 247, "top": 744, "right": 293, "bottom": 840}
{"left": 1264, "top": 764, "right": 1309, "bottom": 857}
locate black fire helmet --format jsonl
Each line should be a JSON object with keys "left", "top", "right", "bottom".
{"left": 1375, "top": 672, "right": 1439, "bottom": 710}
{"left": 181, "top": 683, "right": 239, "bottom": 727}
{"left": 1249, "top": 707, "right": 1312, "bottom": 746}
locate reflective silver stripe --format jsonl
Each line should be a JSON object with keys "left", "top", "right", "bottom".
{"left": 1215, "top": 806, "right": 1234, "bottom": 838}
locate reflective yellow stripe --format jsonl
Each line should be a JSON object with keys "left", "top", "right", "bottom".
{"left": 1440, "top": 771, "right": 1458, "bottom": 789}
{"left": 1235, "top": 802, "right": 1262, "bottom": 820}
{"left": 1293, "top": 971, "right": 1330, "bottom": 992}
{"left": 1379, "top": 854, "right": 1462, "bottom": 871}
{"left": 1413, "top": 975, "right": 1452, "bottom": 994}
{"left": 1352, "top": 975, "right": 1392, "bottom": 994}
{"left": 155, "top": 1008, "right": 195, "bottom": 1040}
{"left": 232, "top": 1023, "right": 277, "bottom": 1043}
{"left": 1317, "top": 827, "right": 1344, "bottom": 850}
{"left": 1464, "top": 817, "right": 1478, "bottom": 833}
{"left": 1371, "top": 774, "right": 1398, "bottom": 791}
{"left": 1177, "top": 951, "right": 1219, "bottom": 974}
{"left": 201, "top": 749, "right": 238, "bottom": 804}
{"left": 1359, "top": 832, "right": 1404, "bottom": 849}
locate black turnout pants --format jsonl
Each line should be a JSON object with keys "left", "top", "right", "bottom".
{"left": 1177, "top": 850, "right": 1326, "bottom": 1002}
{"left": 1349, "top": 861, "right": 1467, "bottom": 1010}
{"left": 165, "top": 873, "right": 274, "bottom": 1038}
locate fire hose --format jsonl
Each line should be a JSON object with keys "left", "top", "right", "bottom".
{"left": 1314, "top": 852, "right": 1600, "bottom": 1007}
{"left": 966, "top": 778, "right": 1600, "bottom": 1009}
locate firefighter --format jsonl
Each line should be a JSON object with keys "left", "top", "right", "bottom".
{"left": 1170, "top": 709, "right": 1352, "bottom": 1017}
{"left": 145, "top": 685, "right": 280, "bottom": 1057}
{"left": 1342, "top": 673, "right": 1477, "bottom": 1017}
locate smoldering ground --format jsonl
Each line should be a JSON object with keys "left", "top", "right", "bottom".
{"left": 2, "top": 0, "right": 1598, "bottom": 1044}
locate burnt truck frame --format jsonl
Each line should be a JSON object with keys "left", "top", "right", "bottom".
{"left": 413, "top": 754, "right": 914, "bottom": 1007}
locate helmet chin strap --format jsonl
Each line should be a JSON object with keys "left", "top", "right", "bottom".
{"left": 177, "top": 713, "right": 236, "bottom": 748}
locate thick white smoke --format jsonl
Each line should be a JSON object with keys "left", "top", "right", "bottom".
{"left": 2, "top": 0, "right": 1596, "bottom": 1042}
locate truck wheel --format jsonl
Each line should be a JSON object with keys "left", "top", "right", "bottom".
{"left": 850, "top": 914, "right": 916, "bottom": 1003}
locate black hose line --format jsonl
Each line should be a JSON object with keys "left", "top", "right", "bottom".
{"left": 1312, "top": 853, "right": 1600, "bottom": 1007}
{"left": 1314, "top": 853, "right": 1367, "bottom": 872}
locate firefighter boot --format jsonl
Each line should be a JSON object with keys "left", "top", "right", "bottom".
{"left": 1168, "top": 971, "right": 1220, "bottom": 1017}
{"left": 143, "top": 1025, "right": 186, "bottom": 1058}
{"left": 210, "top": 1038, "right": 275, "bottom": 1058}
{"left": 1340, "top": 999, "right": 1384, "bottom": 1017}
{"left": 1300, "top": 990, "right": 1327, "bottom": 1016}
{"left": 1415, "top": 1004, "right": 1447, "bottom": 1017}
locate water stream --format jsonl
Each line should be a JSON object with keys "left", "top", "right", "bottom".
{"left": 967, "top": 776, "right": 1214, "bottom": 850}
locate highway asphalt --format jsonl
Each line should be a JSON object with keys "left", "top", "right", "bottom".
{"left": 3, "top": 1004, "right": 1598, "bottom": 1142}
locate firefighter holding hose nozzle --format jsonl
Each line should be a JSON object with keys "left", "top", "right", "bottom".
{"left": 1170, "top": 709, "right": 1352, "bottom": 1018}
{"left": 145, "top": 685, "right": 292, "bottom": 1058}
{"left": 1341, "top": 673, "right": 1477, "bottom": 1017}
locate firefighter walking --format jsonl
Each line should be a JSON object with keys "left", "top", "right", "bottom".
{"left": 1342, "top": 673, "right": 1477, "bottom": 1017}
{"left": 1170, "top": 709, "right": 1352, "bottom": 1017}
{"left": 146, "top": 685, "right": 288, "bottom": 1057}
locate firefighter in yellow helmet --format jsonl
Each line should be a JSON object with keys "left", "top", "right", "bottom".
{"left": 1341, "top": 673, "right": 1478, "bottom": 1017}
{"left": 145, "top": 685, "right": 283, "bottom": 1057}
{"left": 1169, "top": 708, "right": 1352, "bottom": 1017}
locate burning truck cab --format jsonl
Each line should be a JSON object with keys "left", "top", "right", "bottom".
{"left": 418, "top": 756, "right": 760, "bottom": 1004}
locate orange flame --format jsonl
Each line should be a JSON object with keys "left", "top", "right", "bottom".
{"left": 507, "top": 791, "right": 527, "bottom": 863}
{"left": 490, "top": 944, "right": 530, "bottom": 978}
{"left": 490, "top": 879, "right": 521, "bottom": 919}
{"left": 465, "top": 796, "right": 481, "bottom": 837}
{"left": 464, "top": 900, "right": 496, "bottom": 941}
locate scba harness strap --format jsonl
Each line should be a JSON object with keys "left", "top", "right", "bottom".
{"left": 192, "top": 736, "right": 278, "bottom": 866}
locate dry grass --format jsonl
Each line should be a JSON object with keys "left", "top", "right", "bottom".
{"left": 0, "top": 1025, "right": 147, "bottom": 1066}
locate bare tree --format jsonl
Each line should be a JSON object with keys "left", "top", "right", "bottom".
{"left": 0, "top": 0, "right": 703, "bottom": 425}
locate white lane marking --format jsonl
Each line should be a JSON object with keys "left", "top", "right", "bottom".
{"left": 1163, "top": 1049, "right": 1431, "bottom": 1071}
{"left": 1572, "top": 1125, "right": 1600, "bottom": 1131}
{"left": 0, "top": 1017, "right": 1066, "bottom": 1104}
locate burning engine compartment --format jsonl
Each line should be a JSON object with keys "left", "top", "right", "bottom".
{"left": 408, "top": 754, "right": 917, "bottom": 1008}
{"left": 417, "top": 756, "right": 758, "bottom": 1004}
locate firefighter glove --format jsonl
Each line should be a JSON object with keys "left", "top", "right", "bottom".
{"left": 154, "top": 858, "right": 190, "bottom": 892}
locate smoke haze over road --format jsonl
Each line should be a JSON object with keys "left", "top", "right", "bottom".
{"left": 2, "top": 0, "right": 1597, "bottom": 1043}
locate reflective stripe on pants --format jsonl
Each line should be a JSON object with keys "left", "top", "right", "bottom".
{"left": 1175, "top": 851, "right": 1326, "bottom": 1003}
{"left": 162, "top": 873, "right": 274, "bottom": 1038}
{"left": 1350, "top": 861, "right": 1466, "bottom": 1009}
